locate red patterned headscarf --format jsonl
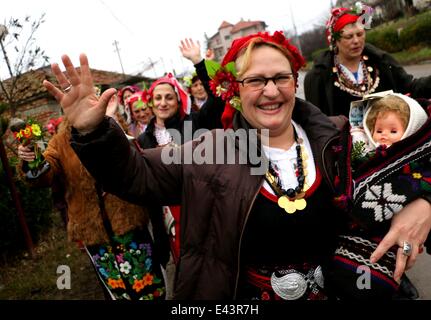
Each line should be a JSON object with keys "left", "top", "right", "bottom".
{"left": 124, "top": 91, "right": 151, "bottom": 116}
{"left": 220, "top": 31, "right": 305, "bottom": 129}
{"left": 326, "top": 2, "right": 374, "bottom": 50}
{"left": 149, "top": 73, "right": 191, "bottom": 119}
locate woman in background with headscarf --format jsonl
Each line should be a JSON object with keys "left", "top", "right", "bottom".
{"left": 304, "top": 2, "right": 431, "bottom": 118}
{"left": 125, "top": 91, "right": 154, "bottom": 139}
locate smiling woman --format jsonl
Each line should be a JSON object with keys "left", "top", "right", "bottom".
{"left": 41, "top": 27, "right": 431, "bottom": 300}
{"left": 41, "top": 32, "right": 343, "bottom": 300}
{"left": 236, "top": 45, "right": 297, "bottom": 143}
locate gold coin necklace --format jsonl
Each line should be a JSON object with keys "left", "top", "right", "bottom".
{"left": 265, "top": 127, "right": 308, "bottom": 214}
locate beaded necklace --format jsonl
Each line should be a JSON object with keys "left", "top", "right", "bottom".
{"left": 265, "top": 127, "right": 309, "bottom": 214}
{"left": 333, "top": 55, "right": 380, "bottom": 97}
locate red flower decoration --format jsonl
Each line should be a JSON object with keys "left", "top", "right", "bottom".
{"left": 141, "top": 89, "right": 151, "bottom": 104}
{"left": 222, "top": 31, "right": 305, "bottom": 77}
{"left": 209, "top": 70, "right": 239, "bottom": 102}
{"left": 45, "top": 117, "right": 63, "bottom": 136}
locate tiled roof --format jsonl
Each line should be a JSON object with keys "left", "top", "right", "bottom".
{"left": 230, "top": 20, "right": 265, "bottom": 34}
{"left": 0, "top": 66, "right": 146, "bottom": 104}
{"left": 219, "top": 21, "right": 233, "bottom": 29}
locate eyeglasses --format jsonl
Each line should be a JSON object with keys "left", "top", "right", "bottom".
{"left": 236, "top": 73, "right": 294, "bottom": 90}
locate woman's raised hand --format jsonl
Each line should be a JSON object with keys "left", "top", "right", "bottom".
{"left": 179, "top": 38, "right": 203, "bottom": 65}
{"left": 42, "top": 54, "right": 116, "bottom": 134}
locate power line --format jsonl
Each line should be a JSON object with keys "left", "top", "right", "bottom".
{"left": 98, "top": 0, "right": 134, "bottom": 35}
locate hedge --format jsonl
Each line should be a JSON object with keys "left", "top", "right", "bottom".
{"left": 399, "top": 12, "right": 431, "bottom": 49}
{"left": 0, "top": 156, "right": 53, "bottom": 256}
{"left": 366, "top": 26, "right": 403, "bottom": 53}
{"left": 367, "top": 11, "right": 431, "bottom": 53}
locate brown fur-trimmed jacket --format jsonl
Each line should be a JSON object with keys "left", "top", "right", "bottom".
{"left": 22, "top": 122, "right": 148, "bottom": 246}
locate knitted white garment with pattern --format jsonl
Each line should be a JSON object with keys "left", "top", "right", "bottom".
{"left": 154, "top": 125, "right": 172, "bottom": 146}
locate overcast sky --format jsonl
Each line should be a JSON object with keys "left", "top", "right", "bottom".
{"left": 1, "top": 0, "right": 332, "bottom": 79}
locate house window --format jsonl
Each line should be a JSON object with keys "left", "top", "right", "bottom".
{"left": 225, "top": 35, "right": 230, "bottom": 41}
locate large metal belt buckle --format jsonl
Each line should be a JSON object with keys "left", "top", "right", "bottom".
{"left": 270, "top": 266, "right": 324, "bottom": 300}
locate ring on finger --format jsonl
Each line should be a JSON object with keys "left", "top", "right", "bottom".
{"left": 401, "top": 241, "right": 412, "bottom": 257}
{"left": 62, "top": 84, "right": 72, "bottom": 93}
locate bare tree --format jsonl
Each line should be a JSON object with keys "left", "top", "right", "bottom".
{"left": 0, "top": 14, "right": 49, "bottom": 117}
{"left": 299, "top": 26, "right": 328, "bottom": 61}
{"left": 0, "top": 14, "right": 48, "bottom": 258}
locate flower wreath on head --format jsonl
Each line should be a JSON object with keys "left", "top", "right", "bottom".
{"left": 326, "top": 1, "right": 374, "bottom": 51}
{"left": 140, "top": 89, "right": 152, "bottom": 108}
{"left": 205, "top": 30, "right": 305, "bottom": 129}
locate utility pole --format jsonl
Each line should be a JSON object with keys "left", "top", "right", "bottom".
{"left": 160, "top": 57, "right": 167, "bottom": 75}
{"left": 112, "top": 40, "right": 125, "bottom": 75}
{"left": 148, "top": 58, "right": 157, "bottom": 78}
{"left": 289, "top": 1, "right": 303, "bottom": 55}
{"left": 170, "top": 59, "right": 177, "bottom": 77}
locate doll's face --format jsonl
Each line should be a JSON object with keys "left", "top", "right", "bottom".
{"left": 372, "top": 111, "right": 405, "bottom": 146}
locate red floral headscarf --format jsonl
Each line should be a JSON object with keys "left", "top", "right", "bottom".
{"left": 326, "top": 3, "right": 374, "bottom": 50}
{"left": 219, "top": 31, "right": 305, "bottom": 129}
{"left": 149, "top": 73, "right": 191, "bottom": 119}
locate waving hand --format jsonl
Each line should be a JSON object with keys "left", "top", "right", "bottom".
{"left": 179, "top": 38, "right": 203, "bottom": 65}
{"left": 43, "top": 54, "right": 116, "bottom": 134}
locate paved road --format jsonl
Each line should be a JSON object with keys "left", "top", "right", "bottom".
{"left": 400, "top": 63, "right": 431, "bottom": 300}
{"left": 298, "top": 62, "right": 431, "bottom": 299}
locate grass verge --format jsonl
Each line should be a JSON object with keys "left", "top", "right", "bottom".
{"left": 0, "top": 212, "right": 105, "bottom": 300}
{"left": 392, "top": 46, "right": 431, "bottom": 65}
